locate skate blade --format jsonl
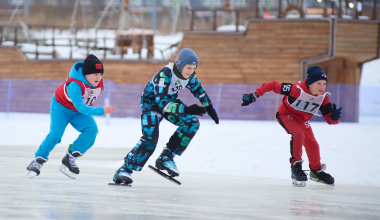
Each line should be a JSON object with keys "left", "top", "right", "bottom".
{"left": 108, "top": 183, "right": 131, "bottom": 187}
{"left": 23, "top": 170, "right": 38, "bottom": 178}
{"left": 148, "top": 165, "right": 181, "bottom": 185}
{"left": 59, "top": 164, "right": 78, "bottom": 179}
{"left": 292, "top": 179, "right": 306, "bottom": 187}
{"left": 309, "top": 177, "right": 335, "bottom": 186}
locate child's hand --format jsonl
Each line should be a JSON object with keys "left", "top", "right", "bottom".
{"left": 330, "top": 104, "right": 342, "bottom": 121}
{"left": 104, "top": 106, "right": 115, "bottom": 114}
{"left": 241, "top": 92, "right": 259, "bottom": 106}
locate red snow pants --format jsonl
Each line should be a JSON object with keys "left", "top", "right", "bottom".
{"left": 275, "top": 112, "right": 321, "bottom": 171}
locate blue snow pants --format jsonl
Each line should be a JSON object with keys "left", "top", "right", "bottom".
{"left": 124, "top": 106, "right": 200, "bottom": 171}
{"left": 35, "top": 108, "right": 98, "bottom": 160}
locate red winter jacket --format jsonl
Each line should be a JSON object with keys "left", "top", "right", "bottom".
{"left": 255, "top": 80, "right": 339, "bottom": 124}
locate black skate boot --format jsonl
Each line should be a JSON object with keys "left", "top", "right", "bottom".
{"left": 291, "top": 160, "right": 308, "bottom": 187}
{"left": 59, "top": 150, "right": 82, "bottom": 179}
{"left": 155, "top": 148, "right": 180, "bottom": 177}
{"left": 112, "top": 163, "right": 133, "bottom": 186}
{"left": 24, "top": 157, "right": 47, "bottom": 178}
{"left": 309, "top": 164, "right": 334, "bottom": 186}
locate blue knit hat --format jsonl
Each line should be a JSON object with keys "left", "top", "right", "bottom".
{"left": 306, "top": 66, "right": 328, "bottom": 86}
{"left": 174, "top": 48, "right": 199, "bottom": 74}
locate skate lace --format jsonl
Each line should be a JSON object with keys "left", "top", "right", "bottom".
{"left": 68, "top": 153, "right": 78, "bottom": 168}
{"left": 32, "top": 159, "right": 43, "bottom": 170}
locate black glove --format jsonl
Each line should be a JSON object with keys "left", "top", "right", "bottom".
{"left": 241, "top": 92, "right": 259, "bottom": 106}
{"left": 183, "top": 104, "right": 206, "bottom": 116}
{"left": 206, "top": 104, "right": 219, "bottom": 124}
{"left": 330, "top": 103, "right": 342, "bottom": 121}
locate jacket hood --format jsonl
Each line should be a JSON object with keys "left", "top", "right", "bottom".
{"left": 68, "top": 62, "right": 94, "bottom": 88}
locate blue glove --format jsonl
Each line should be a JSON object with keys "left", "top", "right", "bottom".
{"left": 330, "top": 103, "right": 342, "bottom": 121}
{"left": 241, "top": 92, "right": 259, "bottom": 106}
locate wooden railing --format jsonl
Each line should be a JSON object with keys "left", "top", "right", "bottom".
{"left": 187, "top": 8, "right": 245, "bottom": 32}
{"left": 0, "top": 24, "right": 177, "bottom": 60}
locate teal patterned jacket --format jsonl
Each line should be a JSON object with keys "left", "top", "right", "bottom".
{"left": 140, "top": 63, "right": 211, "bottom": 115}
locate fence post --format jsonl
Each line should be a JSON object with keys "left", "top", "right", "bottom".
{"left": 43, "top": 24, "right": 47, "bottom": 45}
{"left": 6, "top": 79, "right": 13, "bottom": 119}
{"left": 373, "top": 0, "right": 378, "bottom": 20}
{"left": 69, "top": 39, "right": 72, "bottom": 59}
{"left": 86, "top": 38, "right": 89, "bottom": 56}
{"left": 52, "top": 26, "right": 55, "bottom": 58}
{"left": 14, "top": 26, "right": 18, "bottom": 46}
{"left": 0, "top": 26, "right": 2, "bottom": 45}
{"left": 103, "top": 37, "right": 107, "bottom": 59}
{"left": 120, "top": 37, "right": 124, "bottom": 59}
{"left": 277, "top": 0, "right": 282, "bottom": 18}
{"left": 215, "top": 83, "right": 223, "bottom": 115}
{"left": 75, "top": 27, "right": 78, "bottom": 46}
{"left": 213, "top": 10, "right": 217, "bottom": 31}
{"left": 35, "top": 40, "right": 39, "bottom": 59}
{"left": 338, "top": 0, "right": 343, "bottom": 18}
{"left": 235, "top": 10, "right": 239, "bottom": 32}
{"left": 324, "top": 0, "right": 328, "bottom": 17}
{"left": 191, "top": 10, "right": 195, "bottom": 31}
{"left": 104, "top": 81, "right": 115, "bottom": 125}
{"left": 95, "top": 28, "right": 98, "bottom": 48}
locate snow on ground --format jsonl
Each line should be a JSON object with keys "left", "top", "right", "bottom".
{"left": 1, "top": 112, "right": 379, "bottom": 187}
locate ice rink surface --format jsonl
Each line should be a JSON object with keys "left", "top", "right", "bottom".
{"left": 1, "top": 145, "right": 380, "bottom": 220}
{"left": 1, "top": 113, "right": 380, "bottom": 219}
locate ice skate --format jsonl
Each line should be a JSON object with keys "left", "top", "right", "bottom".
{"left": 111, "top": 165, "right": 133, "bottom": 186}
{"left": 148, "top": 148, "right": 181, "bottom": 185}
{"left": 291, "top": 160, "right": 308, "bottom": 187}
{"left": 23, "top": 157, "right": 47, "bottom": 178}
{"left": 59, "top": 151, "right": 81, "bottom": 179}
{"left": 155, "top": 148, "right": 180, "bottom": 177}
{"left": 309, "top": 164, "right": 335, "bottom": 186}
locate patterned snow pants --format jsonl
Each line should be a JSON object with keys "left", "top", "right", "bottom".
{"left": 124, "top": 107, "right": 200, "bottom": 171}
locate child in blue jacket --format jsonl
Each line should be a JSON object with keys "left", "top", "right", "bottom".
{"left": 24, "top": 54, "right": 115, "bottom": 179}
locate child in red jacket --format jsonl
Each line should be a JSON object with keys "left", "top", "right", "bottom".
{"left": 242, "top": 66, "right": 342, "bottom": 187}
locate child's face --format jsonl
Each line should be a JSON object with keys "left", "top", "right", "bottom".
{"left": 308, "top": 79, "right": 327, "bottom": 95}
{"left": 85, "top": 73, "right": 102, "bottom": 87}
{"left": 181, "top": 64, "right": 197, "bottom": 79}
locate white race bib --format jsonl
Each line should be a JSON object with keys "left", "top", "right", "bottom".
{"left": 83, "top": 87, "right": 101, "bottom": 105}
{"left": 288, "top": 85, "right": 328, "bottom": 116}
{"left": 166, "top": 63, "right": 189, "bottom": 95}
{"left": 64, "top": 83, "right": 102, "bottom": 106}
